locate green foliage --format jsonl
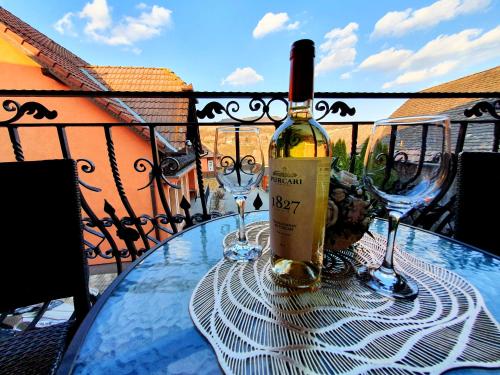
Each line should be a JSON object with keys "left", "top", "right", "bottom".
{"left": 331, "top": 138, "right": 369, "bottom": 180}
{"left": 330, "top": 137, "right": 397, "bottom": 190}
{"left": 354, "top": 138, "right": 369, "bottom": 178}
{"left": 331, "top": 139, "right": 349, "bottom": 170}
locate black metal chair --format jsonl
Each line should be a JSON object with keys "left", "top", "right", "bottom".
{"left": 0, "top": 159, "right": 91, "bottom": 374}
{"left": 454, "top": 152, "right": 500, "bottom": 255}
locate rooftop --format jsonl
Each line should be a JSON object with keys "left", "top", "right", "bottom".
{"left": 392, "top": 65, "right": 500, "bottom": 118}
{"left": 87, "top": 66, "right": 192, "bottom": 150}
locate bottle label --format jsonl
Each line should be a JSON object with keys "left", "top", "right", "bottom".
{"left": 269, "top": 157, "right": 331, "bottom": 262}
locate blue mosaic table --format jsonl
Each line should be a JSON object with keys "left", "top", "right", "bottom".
{"left": 60, "top": 212, "right": 500, "bottom": 375}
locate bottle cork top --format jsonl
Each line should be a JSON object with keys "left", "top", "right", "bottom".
{"left": 290, "top": 39, "right": 315, "bottom": 59}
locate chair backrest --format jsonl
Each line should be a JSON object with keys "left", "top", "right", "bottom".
{"left": 455, "top": 152, "right": 500, "bottom": 255}
{"left": 0, "top": 159, "right": 90, "bottom": 322}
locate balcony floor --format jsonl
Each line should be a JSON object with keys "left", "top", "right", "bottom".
{"left": 1, "top": 266, "right": 124, "bottom": 333}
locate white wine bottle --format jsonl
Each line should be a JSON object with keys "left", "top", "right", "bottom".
{"left": 269, "top": 39, "right": 331, "bottom": 288}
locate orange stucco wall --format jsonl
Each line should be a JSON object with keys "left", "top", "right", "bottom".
{"left": 188, "top": 169, "right": 197, "bottom": 193}
{"left": 201, "top": 155, "right": 215, "bottom": 174}
{"left": 0, "top": 34, "right": 195, "bottom": 265}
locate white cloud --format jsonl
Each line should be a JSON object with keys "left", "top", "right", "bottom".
{"left": 359, "top": 48, "right": 413, "bottom": 71}
{"left": 358, "top": 25, "right": 500, "bottom": 88}
{"left": 79, "top": 0, "right": 112, "bottom": 35}
{"left": 340, "top": 72, "right": 351, "bottom": 80}
{"left": 383, "top": 60, "right": 458, "bottom": 88}
{"left": 363, "top": 26, "right": 500, "bottom": 74}
{"left": 372, "top": 0, "right": 491, "bottom": 38}
{"left": 103, "top": 5, "right": 172, "bottom": 45}
{"left": 253, "top": 12, "right": 299, "bottom": 38}
{"left": 56, "top": 0, "right": 172, "bottom": 50}
{"left": 221, "top": 67, "right": 264, "bottom": 86}
{"left": 54, "top": 12, "right": 77, "bottom": 36}
{"left": 404, "top": 26, "right": 500, "bottom": 69}
{"left": 316, "top": 22, "right": 358, "bottom": 75}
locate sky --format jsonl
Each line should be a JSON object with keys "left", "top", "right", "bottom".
{"left": 1, "top": 0, "right": 499, "bottom": 119}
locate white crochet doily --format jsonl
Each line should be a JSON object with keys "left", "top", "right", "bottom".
{"left": 189, "top": 221, "right": 500, "bottom": 374}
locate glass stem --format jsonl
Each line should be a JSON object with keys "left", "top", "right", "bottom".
{"left": 381, "top": 212, "right": 402, "bottom": 271}
{"left": 235, "top": 195, "right": 247, "bottom": 243}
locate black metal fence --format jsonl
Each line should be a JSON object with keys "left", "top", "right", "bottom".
{"left": 0, "top": 90, "right": 498, "bottom": 273}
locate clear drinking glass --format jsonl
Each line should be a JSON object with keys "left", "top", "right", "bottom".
{"left": 358, "top": 115, "right": 452, "bottom": 300}
{"left": 214, "top": 126, "right": 265, "bottom": 261}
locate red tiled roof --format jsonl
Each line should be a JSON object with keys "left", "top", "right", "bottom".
{"left": 87, "top": 66, "right": 192, "bottom": 150}
{"left": 391, "top": 66, "right": 500, "bottom": 118}
{"left": 0, "top": 6, "right": 190, "bottom": 151}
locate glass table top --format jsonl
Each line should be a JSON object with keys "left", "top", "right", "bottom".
{"left": 67, "top": 212, "right": 500, "bottom": 375}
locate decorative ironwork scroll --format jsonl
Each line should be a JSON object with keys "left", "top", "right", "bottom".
{"left": 104, "top": 126, "right": 150, "bottom": 252}
{"left": 196, "top": 96, "right": 356, "bottom": 124}
{"left": 104, "top": 200, "right": 140, "bottom": 260}
{"left": 76, "top": 159, "right": 101, "bottom": 192}
{"left": 315, "top": 100, "right": 356, "bottom": 121}
{"left": 82, "top": 216, "right": 125, "bottom": 269}
{"left": 133, "top": 156, "right": 180, "bottom": 191}
{"left": 196, "top": 97, "right": 288, "bottom": 124}
{"left": 1, "top": 100, "right": 57, "bottom": 162}
{"left": 1, "top": 100, "right": 57, "bottom": 125}
{"left": 1, "top": 92, "right": 498, "bottom": 271}
{"left": 219, "top": 155, "right": 256, "bottom": 176}
{"left": 464, "top": 100, "right": 500, "bottom": 119}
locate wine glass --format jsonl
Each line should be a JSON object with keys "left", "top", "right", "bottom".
{"left": 214, "top": 126, "right": 265, "bottom": 261}
{"left": 358, "top": 115, "right": 452, "bottom": 300}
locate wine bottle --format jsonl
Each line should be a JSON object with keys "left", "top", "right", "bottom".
{"left": 269, "top": 39, "right": 331, "bottom": 288}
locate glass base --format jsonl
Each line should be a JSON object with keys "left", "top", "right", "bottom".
{"left": 271, "top": 257, "right": 321, "bottom": 289}
{"left": 357, "top": 265, "right": 418, "bottom": 300}
{"left": 224, "top": 242, "right": 262, "bottom": 262}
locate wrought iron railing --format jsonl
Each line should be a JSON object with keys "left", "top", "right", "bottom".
{"left": 0, "top": 90, "right": 498, "bottom": 274}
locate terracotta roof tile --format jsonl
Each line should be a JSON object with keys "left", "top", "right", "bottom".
{"left": 391, "top": 66, "right": 500, "bottom": 118}
{"left": 86, "top": 66, "right": 192, "bottom": 149}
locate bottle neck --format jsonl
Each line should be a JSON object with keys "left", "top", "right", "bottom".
{"left": 288, "top": 44, "right": 314, "bottom": 119}
{"left": 289, "top": 98, "right": 313, "bottom": 119}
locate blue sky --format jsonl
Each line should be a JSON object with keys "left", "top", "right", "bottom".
{"left": 1, "top": 0, "right": 499, "bottom": 118}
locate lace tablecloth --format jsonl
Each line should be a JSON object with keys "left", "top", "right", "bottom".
{"left": 190, "top": 221, "right": 500, "bottom": 374}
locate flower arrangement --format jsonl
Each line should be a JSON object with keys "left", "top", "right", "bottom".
{"left": 324, "top": 164, "right": 376, "bottom": 251}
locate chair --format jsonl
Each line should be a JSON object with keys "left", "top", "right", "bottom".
{"left": 0, "top": 159, "right": 91, "bottom": 374}
{"left": 454, "top": 152, "right": 500, "bottom": 255}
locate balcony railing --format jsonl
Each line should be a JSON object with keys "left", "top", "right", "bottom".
{"left": 1, "top": 90, "right": 498, "bottom": 274}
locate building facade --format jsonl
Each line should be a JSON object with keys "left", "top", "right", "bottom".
{"left": 0, "top": 7, "right": 198, "bottom": 264}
